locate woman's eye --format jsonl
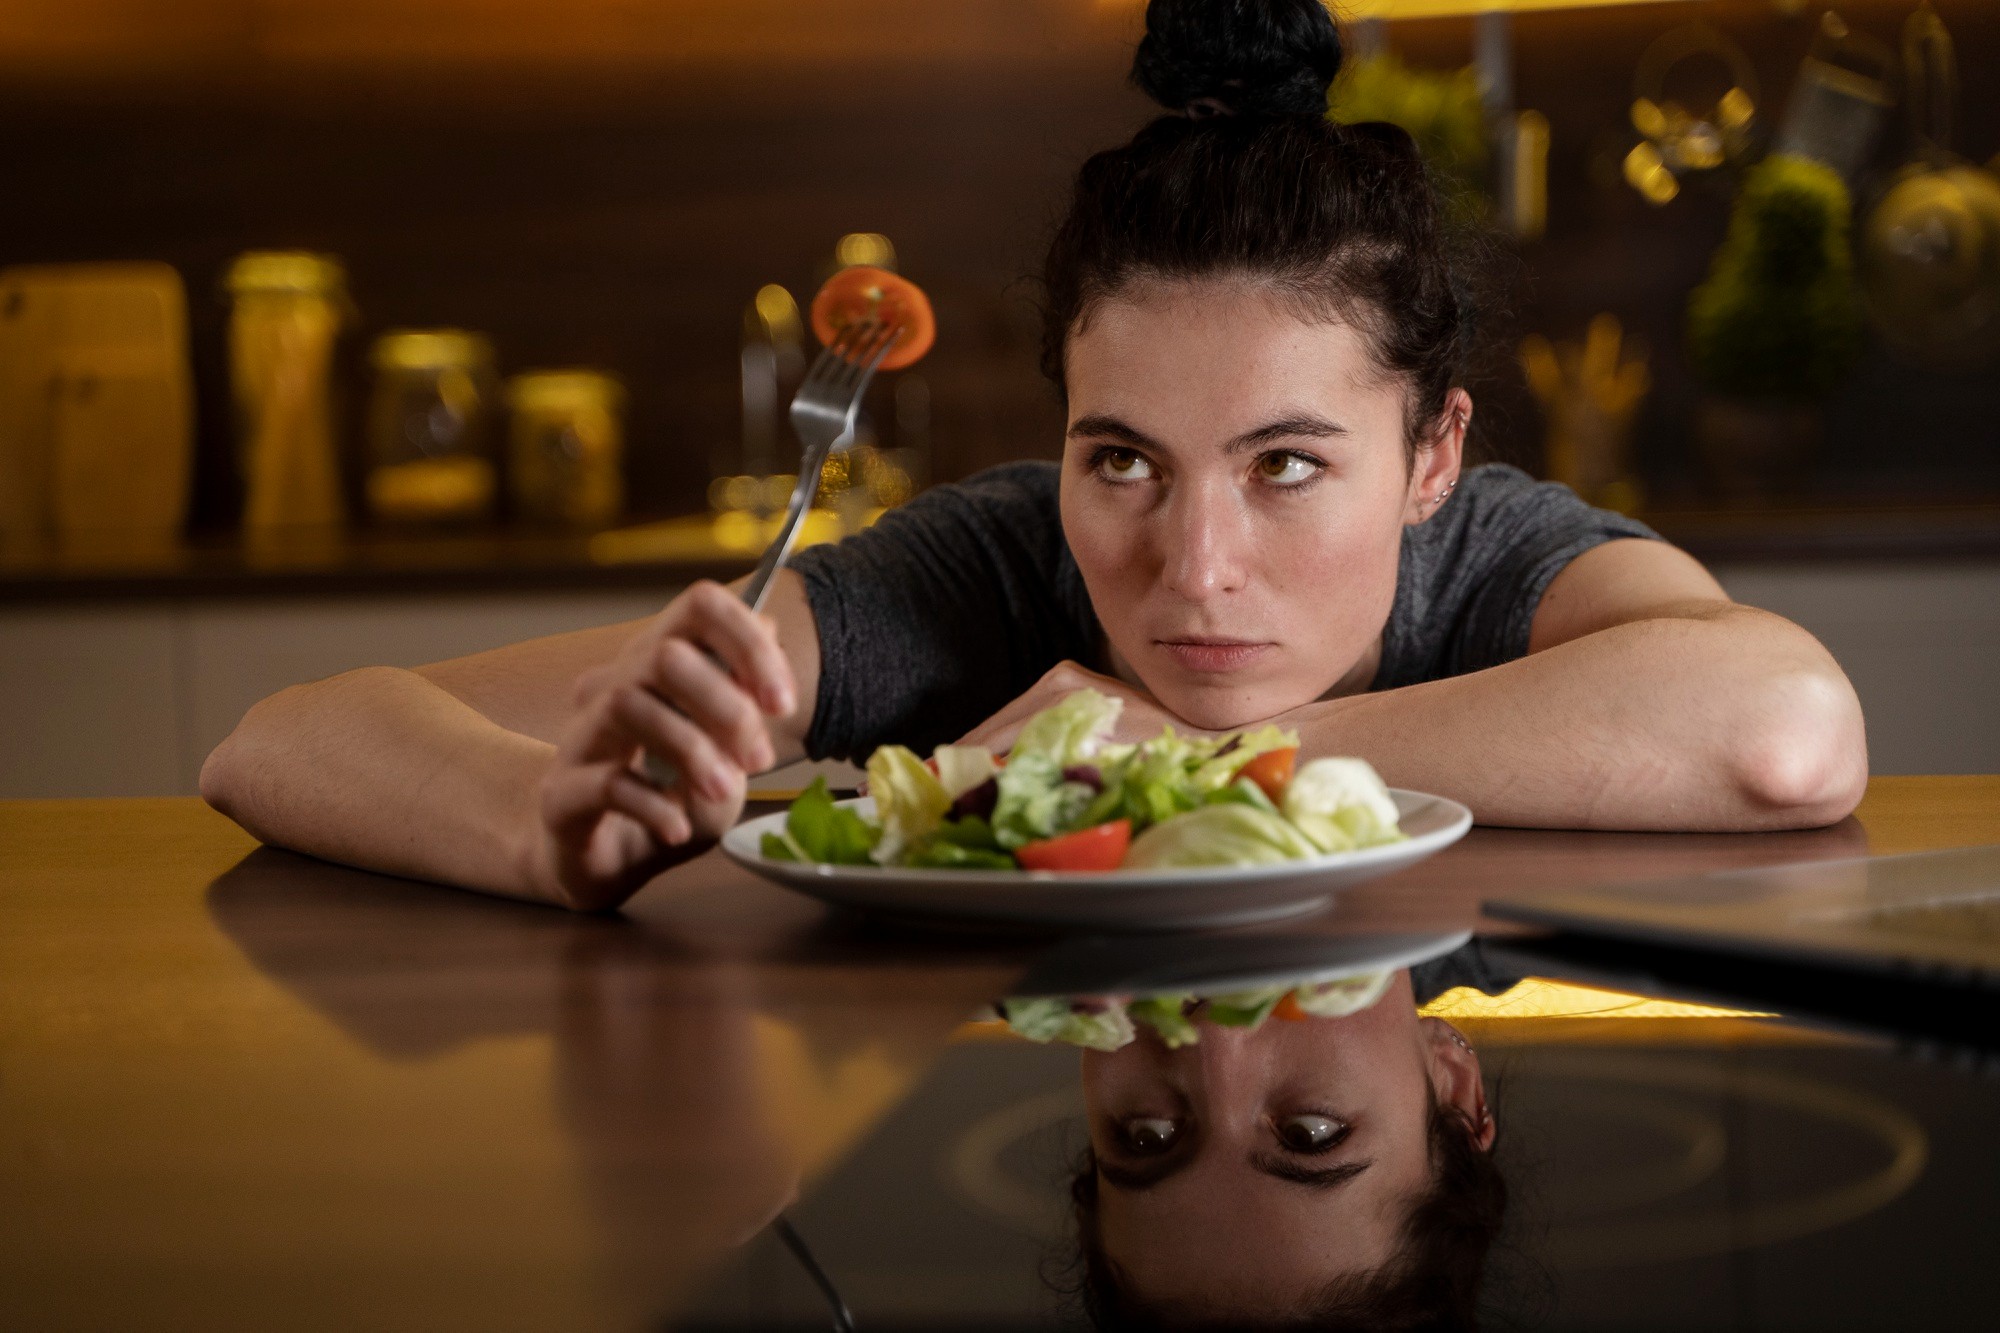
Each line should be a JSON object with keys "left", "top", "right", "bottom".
{"left": 1275, "top": 1114, "right": 1348, "bottom": 1153}
{"left": 1096, "top": 448, "right": 1155, "bottom": 482}
{"left": 1119, "top": 1117, "right": 1180, "bottom": 1154}
{"left": 1255, "top": 451, "right": 1320, "bottom": 486}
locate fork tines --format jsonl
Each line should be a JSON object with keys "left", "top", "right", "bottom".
{"left": 805, "top": 319, "right": 900, "bottom": 395}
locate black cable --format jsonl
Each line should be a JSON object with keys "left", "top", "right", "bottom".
{"left": 772, "top": 1214, "right": 856, "bottom": 1332}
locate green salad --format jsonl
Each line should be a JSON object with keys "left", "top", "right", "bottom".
{"left": 997, "top": 971, "right": 1395, "bottom": 1052}
{"left": 760, "top": 689, "right": 1404, "bottom": 873}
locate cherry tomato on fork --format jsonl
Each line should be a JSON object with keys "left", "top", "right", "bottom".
{"left": 810, "top": 265, "right": 936, "bottom": 371}
{"left": 1014, "top": 819, "right": 1132, "bottom": 873}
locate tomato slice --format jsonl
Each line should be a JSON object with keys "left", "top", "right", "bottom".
{"left": 1273, "top": 992, "right": 1310, "bottom": 1023}
{"left": 1239, "top": 747, "right": 1298, "bottom": 803}
{"left": 1014, "top": 819, "right": 1131, "bottom": 873}
{"left": 809, "top": 265, "right": 936, "bottom": 371}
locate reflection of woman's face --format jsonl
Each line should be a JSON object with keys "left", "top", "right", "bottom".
{"left": 1080, "top": 972, "right": 1485, "bottom": 1317}
{"left": 1059, "top": 278, "right": 1438, "bottom": 731}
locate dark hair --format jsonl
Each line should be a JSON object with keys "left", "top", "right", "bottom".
{"left": 1039, "top": 0, "right": 1480, "bottom": 457}
{"left": 1059, "top": 1094, "right": 1508, "bottom": 1332}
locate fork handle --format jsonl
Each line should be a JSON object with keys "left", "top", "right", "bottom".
{"left": 639, "top": 429, "right": 839, "bottom": 791}
{"left": 739, "top": 428, "right": 839, "bottom": 613}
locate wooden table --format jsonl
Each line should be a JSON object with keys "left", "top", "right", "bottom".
{"left": 4, "top": 778, "right": 1997, "bottom": 1330}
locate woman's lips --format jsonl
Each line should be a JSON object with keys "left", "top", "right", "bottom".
{"left": 1155, "top": 638, "right": 1273, "bottom": 673}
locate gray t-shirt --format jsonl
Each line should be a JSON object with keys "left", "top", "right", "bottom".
{"left": 792, "top": 460, "right": 1657, "bottom": 762}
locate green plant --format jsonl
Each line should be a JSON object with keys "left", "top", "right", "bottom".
{"left": 1686, "top": 154, "right": 1864, "bottom": 401}
{"left": 1328, "top": 52, "right": 1487, "bottom": 214}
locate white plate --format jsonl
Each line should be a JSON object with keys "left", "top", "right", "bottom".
{"left": 721, "top": 788, "right": 1473, "bottom": 931}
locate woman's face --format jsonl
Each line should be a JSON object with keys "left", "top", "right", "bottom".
{"left": 1059, "top": 278, "right": 1464, "bottom": 731}
{"left": 1080, "top": 973, "right": 1489, "bottom": 1317}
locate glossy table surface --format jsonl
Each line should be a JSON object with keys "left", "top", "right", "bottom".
{"left": 4, "top": 778, "right": 1999, "bottom": 1330}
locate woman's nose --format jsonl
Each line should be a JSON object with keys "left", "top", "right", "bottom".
{"left": 1159, "top": 486, "right": 1250, "bottom": 601}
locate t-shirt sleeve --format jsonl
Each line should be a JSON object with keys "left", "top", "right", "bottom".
{"left": 788, "top": 461, "right": 1097, "bottom": 762}
{"left": 1384, "top": 462, "right": 1664, "bottom": 680}
{"left": 1425, "top": 465, "right": 1661, "bottom": 681}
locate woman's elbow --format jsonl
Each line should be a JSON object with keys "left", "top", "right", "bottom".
{"left": 1730, "top": 668, "right": 1869, "bottom": 827}
{"left": 199, "top": 668, "right": 391, "bottom": 826}
{"left": 198, "top": 685, "right": 296, "bottom": 825}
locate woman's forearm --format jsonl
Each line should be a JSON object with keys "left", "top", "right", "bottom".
{"left": 1290, "top": 604, "right": 1867, "bottom": 831}
{"left": 200, "top": 667, "right": 554, "bottom": 898}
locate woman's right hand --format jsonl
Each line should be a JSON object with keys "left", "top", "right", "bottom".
{"left": 524, "top": 581, "right": 798, "bottom": 911}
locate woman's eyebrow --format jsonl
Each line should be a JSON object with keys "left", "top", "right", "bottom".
{"left": 1068, "top": 413, "right": 1160, "bottom": 448}
{"left": 1250, "top": 1155, "right": 1373, "bottom": 1191}
{"left": 1226, "top": 414, "right": 1349, "bottom": 452}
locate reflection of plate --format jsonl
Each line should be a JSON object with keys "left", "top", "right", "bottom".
{"left": 721, "top": 789, "right": 1473, "bottom": 931}
{"left": 1006, "top": 929, "right": 1472, "bottom": 1000}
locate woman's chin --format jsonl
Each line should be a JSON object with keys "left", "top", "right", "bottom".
{"left": 1148, "top": 677, "right": 1313, "bottom": 734}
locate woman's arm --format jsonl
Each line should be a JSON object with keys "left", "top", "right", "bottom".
{"left": 200, "top": 572, "right": 822, "bottom": 907}
{"left": 1286, "top": 539, "right": 1868, "bottom": 830}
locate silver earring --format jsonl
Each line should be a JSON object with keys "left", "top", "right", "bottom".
{"left": 1432, "top": 479, "right": 1457, "bottom": 508}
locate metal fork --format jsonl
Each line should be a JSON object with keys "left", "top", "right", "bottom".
{"left": 642, "top": 318, "right": 901, "bottom": 791}
{"left": 738, "top": 317, "right": 900, "bottom": 613}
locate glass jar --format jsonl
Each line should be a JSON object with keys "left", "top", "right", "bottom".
{"left": 505, "top": 369, "right": 625, "bottom": 529}
{"left": 365, "top": 329, "right": 499, "bottom": 525}
{"left": 226, "top": 251, "right": 349, "bottom": 535}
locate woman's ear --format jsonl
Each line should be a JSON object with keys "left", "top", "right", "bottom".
{"left": 1420, "top": 1015, "right": 1494, "bottom": 1150}
{"left": 1403, "top": 388, "right": 1472, "bottom": 526}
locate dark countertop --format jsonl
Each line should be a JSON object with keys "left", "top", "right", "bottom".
{"left": 4, "top": 503, "right": 1998, "bottom": 604}
{"left": 5, "top": 780, "right": 1999, "bottom": 1330}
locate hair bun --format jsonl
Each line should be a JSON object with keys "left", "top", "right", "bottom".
{"left": 1132, "top": 0, "right": 1343, "bottom": 120}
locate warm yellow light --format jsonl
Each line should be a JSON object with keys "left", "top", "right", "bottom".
{"left": 1342, "top": 0, "right": 1681, "bottom": 17}
{"left": 1624, "top": 141, "right": 1680, "bottom": 204}
{"left": 1100, "top": 0, "right": 1681, "bottom": 15}
{"left": 1421, "top": 978, "right": 1776, "bottom": 1021}
{"left": 750, "top": 283, "right": 801, "bottom": 342}
{"left": 1512, "top": 109, "right": 1549, "bottom": 240}
{"left": 835, "top": 232, "right": 896, "bottom": 270}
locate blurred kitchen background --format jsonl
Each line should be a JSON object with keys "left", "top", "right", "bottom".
{"left": 3, "top": 0, "right": 1997, "bottom": 797}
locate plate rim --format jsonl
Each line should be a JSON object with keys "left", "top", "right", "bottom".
{"left": 721, "top": 787, "right": 1472, "bottom": 890}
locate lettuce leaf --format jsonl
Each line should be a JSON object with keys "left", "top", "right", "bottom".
{"left": 1129, "top": 995, "right": 1200, "bottom": 1048}
{"left": 1189, "top": 724, "right": 1299, "bottom": 793}
{"left": 866, "top": 745, "right": 953, "bottom": 865}
{"left": 904, "top": 840, "right": 1016, "bottom": 870}
{"left": 990, "top": 751, "right": 1097, "bottom": 850}
{"left": 1204, "top": 986, "right": 1289, "bottom": 1028}
{"left": 1122, "top": 803, "right": 1321, "bottom": 869}
{"left": 1201, "top": 775, "right": 1282, "bottom": 816}
{"left": 1011, "top": 688, "right": 1124, "bottom": 767}
{"left": 1290, "top": 971, "right": 1394, "bottom": 1018}
{"left": 1281, "top": 757, "right": 1405, "bottom": 853}
{"left": 932, "top": 744, "right": 1002, "bottom": 800}
{"left": 1000, "top": 998, "right": 1136, "bottom": 1052}
{"left": 772, "top": 777, "right": 878, "bottom": 865}
{"left": 904, "top": 816, "right": 1015, "bottom": 869}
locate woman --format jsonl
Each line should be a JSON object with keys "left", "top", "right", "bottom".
{"left": 201, "top": 0, "right": 1866, "bottom": 912}
{"left": 1068, "top": 968, "right": 1504, "bottom": 1330}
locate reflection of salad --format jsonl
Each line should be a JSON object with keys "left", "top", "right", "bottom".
{"left": 997, "top": 971, "right": 1395, "bottom": 1052}
{"left": 760, "top": 689, "right": 1404, "bottom": 873}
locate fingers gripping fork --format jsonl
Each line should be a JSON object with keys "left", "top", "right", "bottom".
{"left": 641, "top": 320, "right": 901, "bottom": 792}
